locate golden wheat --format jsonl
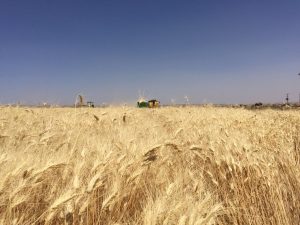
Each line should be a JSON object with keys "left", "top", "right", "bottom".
{"left": 0, "top": 106, "right": 299, "bottom": 225}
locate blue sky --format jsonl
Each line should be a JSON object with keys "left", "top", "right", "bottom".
{"left": 0, "top": 0, "right": 300, "bottom": 105}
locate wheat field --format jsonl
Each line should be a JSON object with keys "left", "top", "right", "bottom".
{"left": 0, "top": 106, "right": 299, "bottom": 225}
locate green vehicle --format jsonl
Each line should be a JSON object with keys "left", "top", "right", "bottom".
{"left": 137, "top": 100, "right": 148, "bottom": 108}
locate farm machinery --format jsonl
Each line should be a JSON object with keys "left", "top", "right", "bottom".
{"left": 75, "top": 95, "right": 94, "bottom": 108}
{"left": 137, "top": 98, "right": 160, "bottom": 108}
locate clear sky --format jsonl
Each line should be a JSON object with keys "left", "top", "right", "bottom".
{"left": 0, "top": 0, "right": 299, "bottom": 105}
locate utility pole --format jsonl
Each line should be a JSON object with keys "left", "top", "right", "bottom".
{"left": 285, "top": 93, "right": 289, "bottom": 105}
{"left": 298, "top": 73, "right": 300, "bottom": 105}
{"left": 184, "top": 95, "right": 190, "bottom": 105}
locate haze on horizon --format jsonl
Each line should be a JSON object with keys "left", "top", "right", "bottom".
{"left": 0, "top": 0, "right": 300, "bottom": 105}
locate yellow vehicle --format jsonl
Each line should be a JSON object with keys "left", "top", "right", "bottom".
{"left": 148, "top": 99, "right": 160, "bottom": 108}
